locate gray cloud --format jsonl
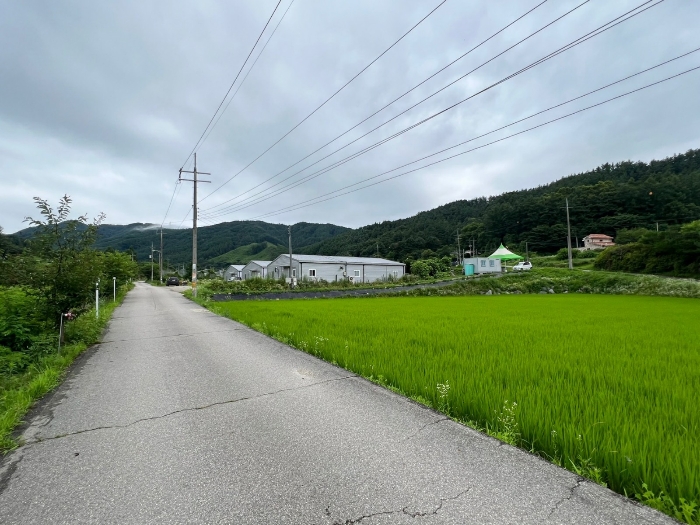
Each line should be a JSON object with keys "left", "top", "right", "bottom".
{"left": 1, "top": 0, "right": 699, "bottom": 233}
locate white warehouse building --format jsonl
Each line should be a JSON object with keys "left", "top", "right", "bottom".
{"left": 267, "top": 254, "right": 405, "bottom": 283}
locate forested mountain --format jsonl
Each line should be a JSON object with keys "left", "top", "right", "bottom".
{"left": 306, "top": 149, "right": 700, "bottom": 260}
{"left": 9, "top": 149, "right": 699, "bottom": 267}
{"left": 12, "top": 221, "right": 350, "bottom": 268}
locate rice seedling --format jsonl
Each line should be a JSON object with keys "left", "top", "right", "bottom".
{"left": 209, "top": 294, "right": 699, "bottom": 522}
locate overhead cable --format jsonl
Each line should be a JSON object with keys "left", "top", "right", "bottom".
{"left": 201, "top": 0, "right": 549, "bottom": 213}
{"left": 179, "top": 0, "right": 284, "bottom": 171}
{"left": 250, "top": 64, "right": 700, "bottom": 220}
{"left": 197, "top": 0, "right": 449, "bottom": 203}
{"left": 198, "top": 0, "right": 298, "bottom": 153}
{"left": 201, "top": 0, "right": 661, "bottom": 220}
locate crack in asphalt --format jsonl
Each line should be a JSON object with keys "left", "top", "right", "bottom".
{"left": 329, "top": 489, "right": 470, "bottom": 524}
{"left": 546, "top": 477, "right": 584, "bottom": 520}
{"left": 22, "top": 375, "right": 356, "bottom": 446}
{"left": 402, "top": 416, "right": 449, "bottom": 441}
{"left": 100, "top": 328, "right": 245, "bottom": 343}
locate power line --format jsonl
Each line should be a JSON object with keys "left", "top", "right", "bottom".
{"left": 249, "top": 64, "right": 700, "bottom": 221}
{"left": 201, "top": 0, "right": 549, "bottom": 213}
{"left": 160, "top": 180, "right": 181, "bottom": 227}
{"left": 201, "top": 0, "right": 660, "bottom": 220}
{"left": 201, "top": 0, "right": 593, "bottom": 218}
{"left": 198, "top": 0, "right": 297, "bottom": 153}
{"left": 197, "top": 0, "right": 449, "bottom": 204}
{"left": 179, "top": 0, "right": 283, "bottom": 171}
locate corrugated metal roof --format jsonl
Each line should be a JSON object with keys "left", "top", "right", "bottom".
{"left": 274, "top": 254, "right": 403, "bottom": 266}
{"left": 245, "top": 260, "right": 271, "bottom": 267}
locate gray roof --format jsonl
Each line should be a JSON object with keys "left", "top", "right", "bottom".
{"left": 276, "top": 254, "right": 403, "bottom": 266}
{"left": 244, "top": 260, "right": 271, "bottom": 268}
{"left": 226, "top": 264, "right": 245, "bottom": 271}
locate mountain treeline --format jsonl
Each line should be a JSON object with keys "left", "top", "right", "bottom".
{"left": 13, "top": 220, "right": 350, "bottom": 268}
{"left": 306, "top": 149, "right": 700, "bottom": 260}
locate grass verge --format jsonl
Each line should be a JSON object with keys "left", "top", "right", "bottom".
{"left": 0, "top": 283, "right": 133, "bottom": 451}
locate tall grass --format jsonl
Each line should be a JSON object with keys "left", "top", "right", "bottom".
{"left": 0, "top": 284, "right": 133, "bottom": 451}
{"left": 209, "top": 295, "right": 699, "bottom": 523}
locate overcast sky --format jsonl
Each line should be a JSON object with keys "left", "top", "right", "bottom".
{"left": 1, "top": 0, "right": 699, "bottom": 233}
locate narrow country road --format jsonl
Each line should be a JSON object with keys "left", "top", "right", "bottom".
{"left": 0, "top": 283, "right": 674, "bottom": 524}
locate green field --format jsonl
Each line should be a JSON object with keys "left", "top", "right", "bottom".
{"left": 208, "top": 295, "right": 699, "bottom": 520}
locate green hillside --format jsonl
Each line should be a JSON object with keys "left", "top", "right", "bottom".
{"left": 307, "top": 149, "right": 700, "bottom": 261}
{"left": 209, "top": 242, "right": 287, "bottom": 265}
{"left": 13, "top": 221, "right": 351, "bottom": 268}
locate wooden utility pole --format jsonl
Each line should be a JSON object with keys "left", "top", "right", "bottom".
{"left": 566, "top": 198, "right": 573, "bottom": 270}
{"left": 179, "top": 153, "right": 211, "bottom": 298}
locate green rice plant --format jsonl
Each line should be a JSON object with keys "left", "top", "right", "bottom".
{"left": 209, "top": 294, "right": 699, "bottom": 523}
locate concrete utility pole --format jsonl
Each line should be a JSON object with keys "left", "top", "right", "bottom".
{"left": 288, "top": 225, "right": 293, "bottom": 284}
{"left": 151, "top": 243, "right": 154, "bottom": 281}
{"left": 565, "top": 198, "right": 573, "bottom": 270}
{"left": 179, "top": 153, "right": 211, "bottom": 298}
{"left": 457, "top": 230, "right": 462, "bottom": 265}
{"left": 158, "top": 228, "right": 166, "bottom": 283}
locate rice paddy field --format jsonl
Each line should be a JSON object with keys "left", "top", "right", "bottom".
{"left": 208, "top": 294, "right": 699, "bottom": 520}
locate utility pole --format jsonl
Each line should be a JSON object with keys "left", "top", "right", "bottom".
{"left": 179, "top": 153, "right": 211, "bottom": 298}
{"left": 151, "top": 242, "right": 154, "bottom": 281}
{"left": 288, "top": 225, "right": 293, "bottom": 285}
{"left": 565, "top": 198, "right": 573, "bottom": 270}
{"left": 157, "top": 228, "right": 166, "bottom": 283}
{"left": 456, "top": 231, "right": 461, "bottom": 264}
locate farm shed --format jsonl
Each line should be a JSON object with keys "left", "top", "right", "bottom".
{"left": 463, "top": 257, "right": 502, "bottom": 274}
{"left": 223, "top": 264, "right": 244, "bottom": 281}
{"left": 242, "top": 260, "right": 271, "bottom": 280}
{"left": 267, "top": 254, "right": 405, "bottom": 283}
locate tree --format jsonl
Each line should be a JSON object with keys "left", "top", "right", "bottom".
{"left": 24, "top": 195, "right": 106, "bottom": 324}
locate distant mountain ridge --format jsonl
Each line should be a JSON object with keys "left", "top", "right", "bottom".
{"left": 305, "top": 149, "right": 700, "bottom": 260}
{"left": 10, "top": 149, "right": 699, "bottom": 265}
{"left": 12, "top": 220, "right": 351, "bottom": 268}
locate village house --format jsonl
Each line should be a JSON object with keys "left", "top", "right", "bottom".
{"left": 581, "top": 234, "right": 615, "bottom": 251}
{"left": 241, "top": 260, "right": 271, "bottom": 280}
{"left": 223, "top": 264, "right": 245, "bottom": 281}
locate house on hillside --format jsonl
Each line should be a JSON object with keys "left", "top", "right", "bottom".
{"left": 267, "top": 254, "right": 405, "bottom": 283}
{"left": 242, "top": 260, "right": 271, "bottom": 280}
{"left": 224, "top": 264, "right": 244, "bottom": 281}
{"left": 581, "top": 234, "right": 615, "bottom": 251}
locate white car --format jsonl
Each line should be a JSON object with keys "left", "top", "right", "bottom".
{"left": 512, "top": 261, "right": 532, "bottom": 271}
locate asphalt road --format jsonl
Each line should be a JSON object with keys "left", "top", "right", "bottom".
{"left": 0, "top": 283, "right": 675, "bottom": 524}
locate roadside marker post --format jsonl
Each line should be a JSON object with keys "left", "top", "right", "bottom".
{"left": 113, "top": 277, "right": 116, "bottom": 302}
{"left": 95, "top": 281, "right": 100, "bottom": 319}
